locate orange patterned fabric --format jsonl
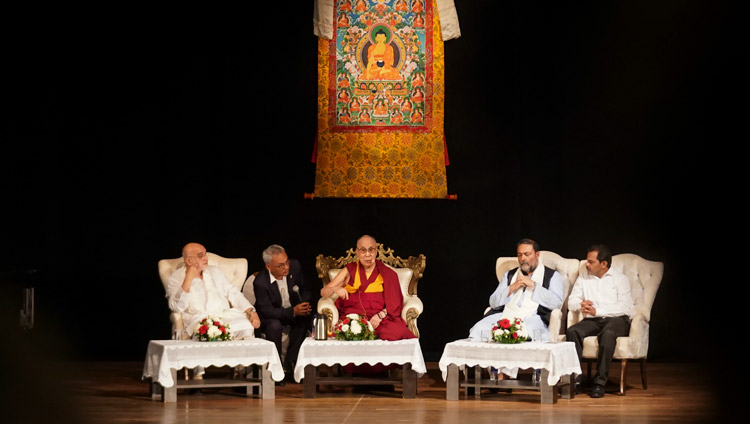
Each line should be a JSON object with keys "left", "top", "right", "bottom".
{"left": 313, "top": 0, "right": 448, "bottom": 198}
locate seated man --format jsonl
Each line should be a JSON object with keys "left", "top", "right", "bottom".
{"left": 469, "top": 238, "right": 564, "bottom": 343}
{"left": 321, "top": 234, "right": 415, "bottom": 341}
{"left": 566, "top": 244, "right": 633, "bottom": 398}
{"left": 167, "top": 242, "right": 261, "bottom": 342}
{"left": 253, "top": 244, "right": 313, "bottom": 377}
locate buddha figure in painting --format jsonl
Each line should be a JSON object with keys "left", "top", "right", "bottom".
{"left": 363, "top": 29, "right": 402, "bottom": 81}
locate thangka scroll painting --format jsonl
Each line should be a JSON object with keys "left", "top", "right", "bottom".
{"left": 312, "top": 0, "right": 450, "bottom": 198}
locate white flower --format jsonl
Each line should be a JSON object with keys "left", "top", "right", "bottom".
{"left": 342, "top": 324, "right": 350, "bottom": 332}
{"left": 347, "top": 314, "right": 359, "bottom": 320}
{"left": 207, "top": 326, "right": 221, "bottom": 338}
{"left": 350, "top": 321, "right": 362, "bottom": 334}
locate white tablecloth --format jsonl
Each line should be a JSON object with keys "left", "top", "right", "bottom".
{"left": 142, "top": 339, "right": 285, "bottom": 387}
{"left": 438, "top": 339, "right": 581, "bottom": 386}
{"left": 293, "top": 338, "right": 427, "bottom": 383}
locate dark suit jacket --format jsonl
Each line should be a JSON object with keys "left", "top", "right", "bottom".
{"left": 253, "top": 259, "right": 310, "bottom": 323}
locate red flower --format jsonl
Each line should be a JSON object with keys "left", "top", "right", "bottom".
{"left": 343, "top": 318, "right": 350, "bottom": 324}
{"left": 499, "top": 319, "right": 511, "bottom": 329}
{"left": 213, "top": 321, "right": 221, "bottom": 326}
{"left": 199, "top": 325, "right": 208, "bottom": 335}
{"left": 219, "top": 326, "right": 226, "bottom": 333}
{"left": 512, "top": 332, "right": 518, "bottom": 339}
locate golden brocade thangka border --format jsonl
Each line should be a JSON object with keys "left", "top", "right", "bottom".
{"left": 312, "top": 0, "right": 449, "bottom": 199}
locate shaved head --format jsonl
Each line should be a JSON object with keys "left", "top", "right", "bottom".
{"left": 182, "top": 242, "right": 205, "bottom": 258}
{"left": 356, "top": 234, "right": 376, "bottom": 246}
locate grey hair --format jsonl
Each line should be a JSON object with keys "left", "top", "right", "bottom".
{"left": 262, "top": 244, "right": 286, "bottom": 264}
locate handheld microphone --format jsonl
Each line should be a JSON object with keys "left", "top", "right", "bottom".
{"left": 292, "top": 285, "right": 303, "bottom": 304}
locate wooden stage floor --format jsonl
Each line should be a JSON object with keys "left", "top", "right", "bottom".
{"left": 14, "top": 361, "right": 728, "bottom": 423}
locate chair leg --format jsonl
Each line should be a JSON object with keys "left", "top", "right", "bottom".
{"left": 619, "top": 359, "right": 628, "bottom": 395}
{"left": 640, "top": 358, "right": 648, "bottom": 389}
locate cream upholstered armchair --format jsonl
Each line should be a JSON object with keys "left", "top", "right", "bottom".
{"left": 567, "top": 253, "right": 664, "bottom": 395}
{"left": 157, "top": 252, "right": 248, "bottom": 339}
{"left": 491, "top": 251, "right": 580, "bottom": 340}
{"left": 316, "top": 244, "right": 425, "bottom": 337}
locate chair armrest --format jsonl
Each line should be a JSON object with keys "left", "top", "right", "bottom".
{"left": 401, "top": 295, "right": 423, "bottom": 320}
{"left": 170, "top": 313, "right": 188, "bottom": 339}
{"left": 548, "top": 308, "right": 562, "bottom": 340}
{"left": 402, "top": 295, "right": 423, "bottom": 338}
{"left": 567, "top": 309, "right": 585, "bottom": 328}
{"left": 627, "top": 311, "right": 650, "bottom": 358}
{"left": 317, "top": 297, "right": 339, "bottom": 333}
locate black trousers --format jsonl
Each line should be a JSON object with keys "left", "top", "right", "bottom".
{"left": 565, "top": 315, "right": 630, "bottom": 387}
{"left": 261, "top": 314, "right": 313, "bottom": 370}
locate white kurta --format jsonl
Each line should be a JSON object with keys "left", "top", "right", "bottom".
{"left": 167, "top": 265, "right": 255, "bottom": 340}
{"left": 468, "top": 265, "right": 564, "bottom": 343}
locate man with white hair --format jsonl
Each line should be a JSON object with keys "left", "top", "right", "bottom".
{"left": 253, "top": 244, "right": 313, "bottom": 378}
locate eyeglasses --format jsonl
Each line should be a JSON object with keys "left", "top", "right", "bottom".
{"left": 189, "top": 252, "right": 208, "bottom": 259}
{"left": 357, "top": 247, "right": 377, "bottom": 255}
{"left": 272, "top": 260, "right": 290, "bottom": 269}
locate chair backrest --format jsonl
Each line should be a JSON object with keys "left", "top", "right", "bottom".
{"left": 495, "top": 250, "right": 580, "bottom": 304}
{"left": 242, "top": 272, "right": 258, "bottom": 305}
{"left": 575, "top": 253, "right": 663, "bottom": 321}
{"left": 157, "top": 252, "right": 249, "bottom": 292}
{"left": 316, "top": 243, "right": 426, "bottom": 296}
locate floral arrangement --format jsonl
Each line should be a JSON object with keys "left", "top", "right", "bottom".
{"left": 492, "top": 317, "right": 528, "bottom": 344}
{"left": 193, "top": 316, "right": 231, "bottom": 342}
{"left": 333, "top": 313, "right": 376, "bottom": 341}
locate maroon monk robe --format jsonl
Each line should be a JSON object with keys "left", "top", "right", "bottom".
{"left": 335, "top": 260, "right": 416, "bottom": 341}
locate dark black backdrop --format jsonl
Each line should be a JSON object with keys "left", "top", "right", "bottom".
{"left": 3, "top": 0, "right": 737, "bottom": 387}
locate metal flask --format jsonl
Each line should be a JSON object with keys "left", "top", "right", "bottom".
{"left": 314, "top": 314, "right": 328, "bottom": 340}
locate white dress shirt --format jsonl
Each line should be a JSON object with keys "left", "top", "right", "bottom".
{"left": 269, "top": 270, "right": 292, "bottom": 309}
{"left": 568, "top": 267, "right": 633, "bottom": 318}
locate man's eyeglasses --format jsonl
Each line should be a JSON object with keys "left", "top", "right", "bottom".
{"left": 357, "top": 247, "right": 377, "bottom": 255}
{"left": 271, "top": 260, "right": 290, "bottom": 269}
{"left": 189, "top": 252, "right": 208, "bottom": 259}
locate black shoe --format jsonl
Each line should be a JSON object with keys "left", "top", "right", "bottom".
{"left": 590, "top": 384, "right": 605, "bottom": 398}
{"left": 275, "top": 380, "right": 286, "bottom": 386}
{"left": 573, "top": 375, "right": 584, "bottom": 394}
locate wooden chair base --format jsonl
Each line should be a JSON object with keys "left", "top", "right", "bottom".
{"left": 584, "top": 357, "right": 647, "bottom": 395}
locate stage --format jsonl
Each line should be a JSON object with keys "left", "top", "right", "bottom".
{"left": 17, "top": 360, "right": 724, "bottom": 423}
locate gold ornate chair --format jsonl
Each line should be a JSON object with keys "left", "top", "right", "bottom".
{"left": 566, "top": 253, "right": 664, "bottom": 395}
{"left": 157, "top": 252, "right": 248, "bottom": 339}
{"left": 315, "top": 243, "right": 425, "bottom": 337}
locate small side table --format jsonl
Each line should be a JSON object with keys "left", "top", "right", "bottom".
{"left": 294, "top": 338, "right": 427, "bottom": 398}
{"left": 142, "top": 339, "right": 284, "bottom": 402}
{"left": 439, "top": 339, "right": 581, "bottom": 404}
